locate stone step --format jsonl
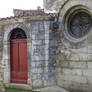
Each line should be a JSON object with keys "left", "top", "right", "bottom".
{"left": 4, "top": 86, "right": 69, "bottom": 92}
{"left": 4, "top": 88, "right": 38, "bottom": 92}
{"left": 33, "top": 86, "right": 69, "bottom": 92}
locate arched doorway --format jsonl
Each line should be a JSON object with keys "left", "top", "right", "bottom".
{"left": 10, "top": 28, "right": 28, "bottom": 84}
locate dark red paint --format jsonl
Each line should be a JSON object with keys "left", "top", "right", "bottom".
{"left": 10, "top": 39, "right": 28, "bottom": 84}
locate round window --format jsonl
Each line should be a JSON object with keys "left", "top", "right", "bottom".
{"left": 68, "top": 12, "right": 92, "bottom": 38}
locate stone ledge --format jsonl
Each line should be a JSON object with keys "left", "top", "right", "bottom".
{"left": 4, "top": 83, "right": 32, "bottom": 91}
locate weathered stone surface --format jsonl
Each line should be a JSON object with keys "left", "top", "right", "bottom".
{"left": 32, "top": 79, "right": 43, "bottom": 88}
{"left": 34, "top": 86, "right": 69, "bottom": 92}
{"left": 88, "top": 62, "right": 92, "bottom": 69}
{"left": 44, "top": 0, "right": 67, "bottom": 12}
{"left": 1, "top": 0, "right": 92, "bottom": 92}
{"left": 69, "top": 61, "right": 87, "bottom": 69}
{"left": 82, "top": 69, "right": 92, "bottom": 77}
{"left": 71, "top": 69, "right": 82, "bottom": 76}
{"left": 87, "top": 77, "right": 92, "bottom": 85}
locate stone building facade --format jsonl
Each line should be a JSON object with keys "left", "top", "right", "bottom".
{"left": 44, "top": 0, "right": 92, "bottom": 92}
{"left": 0, "top": 9, "right": 56, "bottom": 91}
{"left": 0, "top": 0, "right": 92, "bottom": 92}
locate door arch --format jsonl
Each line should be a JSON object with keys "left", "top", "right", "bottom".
{"left": 10, "top": 28, "right": 28, "bottom": 84}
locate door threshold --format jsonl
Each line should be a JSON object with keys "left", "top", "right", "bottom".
{"left": 4, "top": 83, "right": 32, "bottom": 91}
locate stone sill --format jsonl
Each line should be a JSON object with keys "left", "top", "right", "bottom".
{"left": 4, "top": 83, "right": 32, "bottom": 91}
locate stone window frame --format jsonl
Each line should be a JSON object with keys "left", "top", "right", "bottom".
{"left": 68, "top": 11, "right": 92, "bottom": 38}
{"left": 2, "top": 23, "right": 32, "bottom": 89}
{"left": 58, "top": 0, "right": 92, "bottom": 48}
{"left": 64, "top": 7, "right": 92, "bottom": 42}
{"left": 59, "top": 0, "right": 92, "bottom": 43}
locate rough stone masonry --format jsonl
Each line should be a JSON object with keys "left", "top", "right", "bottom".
{"left": 44, "top": 0, "right": 92, "bottom": 92}
{"left": 0, "top": 0, "right": 92, "bottom": 92}
{"left": 0, "top": 9, "right": 57, "bottom": 92}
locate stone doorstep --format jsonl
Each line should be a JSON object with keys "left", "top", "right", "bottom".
{"left": 4, "top": 84, "right": 69, "bottom": 92}
{"left": 4, "top": 83, "right": 32, "bottom": 91}
{"left": 33, "top": 86, "right": 69, "bottom": 92}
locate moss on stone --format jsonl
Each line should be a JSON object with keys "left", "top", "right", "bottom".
{"left": 67, "top": 88, "right": 89, "bottom": 92}
{"left": 68, "top": 89, "right": 85, "bottom": 92}
{"left": 4, "top": 87, "right": 40, "bottom": 92}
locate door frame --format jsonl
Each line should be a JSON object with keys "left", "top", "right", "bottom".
{"left": 2, "top": 25, "right": 32, "bottom": 88}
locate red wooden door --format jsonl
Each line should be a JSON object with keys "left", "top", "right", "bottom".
{"left": 10, "top": 39, "right": 28, "bottom": 84}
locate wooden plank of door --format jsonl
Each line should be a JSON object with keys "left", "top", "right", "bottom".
{"left": 18, "top": 41, "right": 28, "bottom": 83}
{"left": 10, "top": 41, "right": 19, "bottom": 83}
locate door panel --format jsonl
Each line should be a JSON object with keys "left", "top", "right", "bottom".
{"left": 19, "top": 42, "right": 27, "bottom": 72}
{"left": 10, "top": 40, "right": 28, "bottom": 84}
{"left": 11, "top": 42, "right": 19, "bottom": 72}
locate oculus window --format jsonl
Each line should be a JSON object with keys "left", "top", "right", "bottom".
{"left": 68, "top": 12, "right": 92, "bottom": 38}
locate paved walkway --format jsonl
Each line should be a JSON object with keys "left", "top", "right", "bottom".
{"left": 33, "top": 86, "right": 69, "bottom": 92}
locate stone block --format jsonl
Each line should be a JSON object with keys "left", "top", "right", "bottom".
{"left": 3, "top": 46, "right": 9, "bottom": 60}
{"left": 45, "top": 54, "right": 49, "bottom": 61}
{"left": 72, "top": 47, "right": 88, "bottom": 53}
{"left": 35, "top": 61, "right": 44, "bottom": 67}
{"left": 45, "top": 39, "right": 49, "bottom": 44}
{"left": 56, "top": 54, "right": 65, "bottom": 67}
{"left": 87, "top": 77, "right": 92, "bottom": 85}
{"left": 61, "top": 61, "right": 69, "bottom": 67}
{"left": 31, "top": 68, "right": 43, "bottom": 73}
{"left": 44, "top": 67, "right": 49, "bottom": 73}
{"left": 87, "top": 0, "right": 92, "bottom": 9}
{"left": 57, "top": 73, "right": 87, "bottom": 84}
{"left": 61, "top": 68, "right": 72, "bottom": 75}
{"left": 56, "top": 67, "right": 61, "bottom": 73}
{"left": 79, "top": 54, "right": 88, "bottom": 60}
{"left": 88, "top": 62, "right": 92, "bottom": 69}
{"left": 32, "top": 79, "right": 43, "bottom": 88}
{"left": 71, "top": 69, "right": 82, "bottom": 76}
{"left": 83, "top": 69, "right": 92, "bottom": 77}
{"left": 71, "top": 76, "right": 87, "bottom": 84}
{"left": 43, "top": 74, "right": 48, "bottom": 81}
{"left": 43, "top": 80, "right": 49, "bottom": 86}
{"left": 70, "top": 54, "right": 80, "bottom": 61}
{"left": 32, "top": 34, "right": 36, "bottom": 40}
{"left": 32, "top": 40, "right": 45, "bottom": 45}
{"left": 31, "top": 62, "right": 36, "bottom": 68}
{"left": 45, "top": 34, "right": 49, "bottom": 40}
{"left": 70, "top": 83, "right": 90, "bottom": 92}
{"left": 32, "top": 55, "right": 45, "bottom": 61}
{"left": 57, "top": 79, "right": 72, "bottom": 88}
{"left": 57, "top": 73, "right": 72, "bottom": 88}
{"left": 32, "top": 48, "right": 45, "bottom": 55}
{"left": 46, "top": 80, "right": 56, "bottom": 86}
{"left": 32, "top": 73, "right": 42, "bottom": 80}
{"left": 43, "top": 73, "right": 56, "bottom": 86}
{"left": 69, "top": 61, "right": 87, "bottom": 68}
{"left": 35, "top": 33, "right": 45, "bottom": 39}
{"left": 31, "top": 68, "right": 38, "bottom": 73}
{"left": 88, "top": 45, "right": 92, "bottom": 54}
{"left": 88, "top": 54, "right": 92, "bottom": 60}
{"left": 31, "top": 74, "right": 37, "bottom": 80}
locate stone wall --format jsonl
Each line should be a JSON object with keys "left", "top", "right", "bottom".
{"left": 0, "top": 25, "right": 5, "bottom": 91}
{"left": 56, "top": 0, "right": 92, "bottom": 91}
{"left": 0, "top": 15, "right": 56, "bottom": 91}
{"left": 56, "top": 45, "right": 92, "bottom": 91}
{"left": 43, "top": 0, "right": 67, "bottom": 13}
{"left": 31, "top": 21, "right": 56, "bottom": 88}
{"left": 1, "top": 0, "right": 92, "bottom": 91}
